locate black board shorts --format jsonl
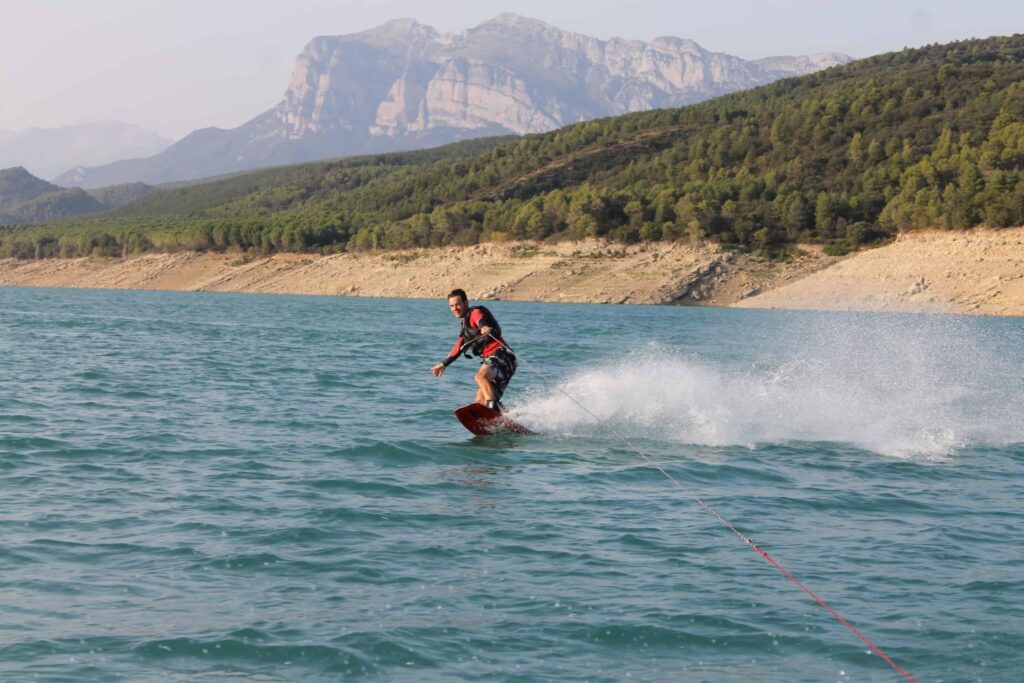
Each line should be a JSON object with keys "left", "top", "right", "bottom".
{"left": 482, "top": 349, "right": 517, "bottom": 400}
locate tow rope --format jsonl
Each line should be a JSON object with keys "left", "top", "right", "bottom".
{"left": 487, "top": 334, "right": 919, "bottom": 682}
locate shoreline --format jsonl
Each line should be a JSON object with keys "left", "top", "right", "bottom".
{"left": 2, "top": 228, "right": 1023, "bottom": 315}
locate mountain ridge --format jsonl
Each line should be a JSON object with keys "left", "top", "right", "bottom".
{"left": 0, "top": 122, "right": 171, "bottom": 182}
{"left": 57, "top": 14, "right": 850, "bottom": 188}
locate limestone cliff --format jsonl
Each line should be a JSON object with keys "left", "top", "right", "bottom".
{"left": 281, "top": 13, "right": 850, "bottom": 139}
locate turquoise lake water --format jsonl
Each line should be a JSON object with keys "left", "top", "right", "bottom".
{"left": 1, "top": 286, "right": 1022, "bottom": 682}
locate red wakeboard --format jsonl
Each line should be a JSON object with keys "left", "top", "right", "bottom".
{"left": 454, "top": 403, "right": 535, "bottom": 436}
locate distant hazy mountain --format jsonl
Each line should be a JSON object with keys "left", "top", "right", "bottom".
{"left": 0, "top": 166, "right": 155, "bottom": 225}
{"left": 0, "top": 121, "right": 171, "bottom": 182}
{"left": 58, "top": 13, "right": 851, "bottom": 188}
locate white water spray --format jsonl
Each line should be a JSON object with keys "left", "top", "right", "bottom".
{"left": 514, "top": 313, "right": 1024, "bottom": 458}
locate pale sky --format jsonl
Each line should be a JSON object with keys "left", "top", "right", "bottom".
{"left": 2, "top": 0, "right": 1022, "bottom": 140}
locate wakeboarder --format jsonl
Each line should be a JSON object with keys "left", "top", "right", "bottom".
{"left": 431, "top": 288, "right": 517, "bottom": 412}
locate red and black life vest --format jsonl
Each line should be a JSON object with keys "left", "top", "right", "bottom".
{"left": 459, "top": 305, "right": 503, "bottom": 357}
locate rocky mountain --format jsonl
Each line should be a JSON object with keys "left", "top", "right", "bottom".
{"left": 0, "top": 166, "right": 155, "bottom": 225}
{"left": 0, "top": 122, "right": 171, "bottom": 182}
{"left": 58, "top": 14, "right": 850, "bottom": 188}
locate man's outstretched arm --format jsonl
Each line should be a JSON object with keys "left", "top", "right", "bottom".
{"left": 432, "top": 337, "right": 464, "bottom": 376}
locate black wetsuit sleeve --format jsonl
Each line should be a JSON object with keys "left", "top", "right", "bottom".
{"left": 442, "top": 334, "right": 466, "bottom": 367}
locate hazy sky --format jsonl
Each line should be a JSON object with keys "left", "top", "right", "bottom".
{"left": 2, "top": 0, "right": 1022, "bottom": 139}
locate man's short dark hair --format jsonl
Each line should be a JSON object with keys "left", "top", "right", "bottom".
{"left": 448, "top": 288, "right": 468, "bottom": 303}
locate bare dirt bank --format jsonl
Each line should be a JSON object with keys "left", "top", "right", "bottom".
{"left": 736, "top": 227, "right": 1024, "bottom": 316}
{"left": 1, "top": 228, "right": 1023, "bottom": 315}
{"left": 0, "top": 239, "right": 834, "bottom": 306}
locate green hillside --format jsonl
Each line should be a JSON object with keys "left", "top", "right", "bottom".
{"left": 0, "top": 166, "right": 158, "bottom": 228}
{"left": 0, "top": 187, "right": 105, "bottom": 225}
{"left": 0, "top": 167, "right": 64, "bottom": 207}
{"left": 3, "top": 34, "right": 1023, "bottom": 259}
{"left": 87, "top": 182, "right": 157, "bottom": 209}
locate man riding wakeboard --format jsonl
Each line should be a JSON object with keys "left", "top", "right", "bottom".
{"left": 431, "top": 288, "right": 517, "bottom": 412}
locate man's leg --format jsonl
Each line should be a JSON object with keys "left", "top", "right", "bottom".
{"left": 475, "top": 364, "right": 497, "bottom": 405}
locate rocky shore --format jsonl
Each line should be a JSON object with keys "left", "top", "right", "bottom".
{"left": 2, "top": 227, "right": 1023, "bottom": 316}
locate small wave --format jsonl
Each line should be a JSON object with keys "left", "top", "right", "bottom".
{"left": 0, "top": 413, "right": 39, "bottom": 424}
{"left": 75, "top": 369, "right": 108, "bottom": 381}
{"left": 133, "top": 636, "right": 363, "bottom": 669}
{"left": 314, "top": 371, "right": 347, "bottom": 387}
{"left": 193, "top": 552, "right": 290, "bottom": 572}
{"left": 0, "top": 435, "right": 68, "bottom": 451}
{"left": 568, "top": 617, "right": 762, "bottom": 650}
{"left": 324, "top": 440, "right": 457, "bottom": 465}
{"left": 307, "top": 478, "right": 419, "bottom": 498}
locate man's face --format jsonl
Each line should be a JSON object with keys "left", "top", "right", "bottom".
{"left": 448, "top": 296, "right": 467, "bottom": 318}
